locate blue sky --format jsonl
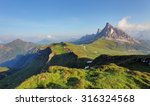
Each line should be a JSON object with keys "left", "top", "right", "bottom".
{"left": 0, "top": 0, "right": 150, "bottom": 42}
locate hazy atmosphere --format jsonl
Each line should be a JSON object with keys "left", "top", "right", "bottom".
{"left": 0, "top": 0, "right": 150, "bottom": 42}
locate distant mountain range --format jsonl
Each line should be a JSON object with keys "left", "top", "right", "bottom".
{"left": 0, "top": 39, "right": 36, "bottom": 63}
{"left": 37, "top": 39, "right": 54, "bottom": 45}
{"left": 0, "top": 23, "right": 150, "bottom": 89}
{"left": 0, "top": 44, "right": 150, "bottom": 88}
{"left": 73, "top": 23, "right": 150, "bottom": 54}
{"left": 0, "top": 40, "right": 4, "bottom": 44}
{"left": 73, "top": 23, "right": 139, "bottom": 44}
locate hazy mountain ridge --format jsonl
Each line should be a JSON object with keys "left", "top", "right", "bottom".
{"left": 0, "top": 39, "right": 36, "bottom": 63}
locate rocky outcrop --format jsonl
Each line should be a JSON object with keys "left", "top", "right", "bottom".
{"left": 73, "top": 23, "right": 139, "bottom": 44}
{"left": 96, "top": 23, "right": 139, "bottom": 44}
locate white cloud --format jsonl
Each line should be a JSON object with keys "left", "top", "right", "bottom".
{"left": 117, "top": 16, "right": 150, "bottom": 32}
{"left": 117, "top": 17, "right": 150, "bottom": 40}
{"left": 47, "top": 35, "right": 52, "bottom": 39}
{"left": 36, "top": 34, "right": 56, "bottom": 40}
{"left": 46, "top": 35, "right": 57, "bottom": 41}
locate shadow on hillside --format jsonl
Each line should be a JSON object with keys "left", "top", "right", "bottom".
{"left": 90, "top": 54, "right": 150, "bottom": 73}
{"left": 0, "top": 51, "right": 92, "bottom": 89}
{"left": 48, "top": 52, "right": 92, "bottom": 69}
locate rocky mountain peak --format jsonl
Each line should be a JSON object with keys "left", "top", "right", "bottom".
{"left": 105, "top": 22, "right": 113, "bottom": 28}
{"left": 99, "top": 23, "right": 115, "bottom": 37}
{"left": 6, "top": 39, "right": 26, "bottom": 46}
{"left": 12, "top": 39, "right": 25, "bottom": 43}
{"left": 96, "top": 23, "right": 139, "bottom": 44}
{"left": 73, "top": 22, "right": 139, "bottom": 44}
{"left": 96, "top": 28, "right": 101, "bottom": 34}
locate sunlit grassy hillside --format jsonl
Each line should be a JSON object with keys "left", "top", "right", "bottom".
{"left": 17, "top": 64, "right": 150, "bottom": 89}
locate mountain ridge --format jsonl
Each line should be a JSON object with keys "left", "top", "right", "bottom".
{"left": 0, "top": 23, "right": 150, "bottom": 89}
{"left": 0, "top": 39, "right": 36, "bottom": 63}
{"left": 74, "top": 23, "right": 139, "bottom": 44}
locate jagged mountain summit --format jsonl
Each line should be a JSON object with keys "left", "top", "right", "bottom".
{"left": 74, "top": 23, "right": 139, "bottom": 44}
{"left": 96, "top": 23, "right": 139, "bottom": 44}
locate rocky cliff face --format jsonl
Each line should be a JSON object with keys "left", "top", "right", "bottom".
{"left": 96, "top": 23, "right": 139, "bottom": 44}
{"left": 73, "top": 23, "right": 139, "bottom": 44}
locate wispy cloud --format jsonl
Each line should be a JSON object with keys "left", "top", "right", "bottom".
{"left": 117, "top": 16, "right": 150, "bottom": 40}
{"left": 117, "top": 16, "right": 150, "bottom": 31}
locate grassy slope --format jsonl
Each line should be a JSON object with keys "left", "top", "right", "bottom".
{"left": 0, "top": 39, "right": 146, "bottom": 89}
{"left": 51, "top": 43, "right": 68, "bottom": 54}
{"left": 66, "top": 39, "right": 142, "bottom": 59}
{"left": 35, "top": 39, "right": 142, "bottom": 59}
{"left": 17, "top": 64, "right": 150, "bottom": 89}
{"left": 0, "top": 52, "right": 49, "bottom": 88}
